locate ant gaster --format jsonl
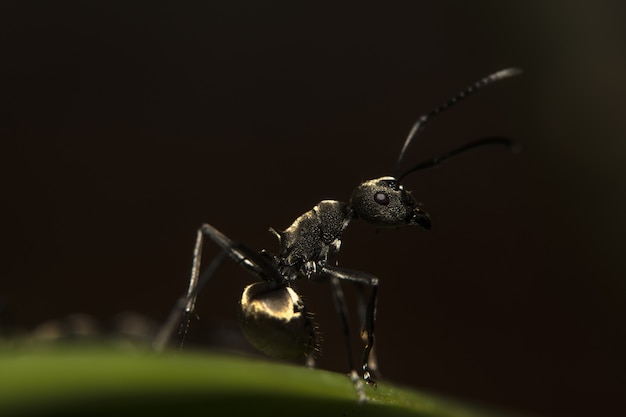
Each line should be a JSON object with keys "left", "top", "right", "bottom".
{"left": 154, "top": 68, "right": 522, "bottom": 401}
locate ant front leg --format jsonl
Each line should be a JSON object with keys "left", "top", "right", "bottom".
{"left": 321, "top": 264, "right": 379, "bottom": 385}
{"left": 355, "top": 282, "right": 379, "bottom": 378}
{"left": 328, "top": 276, "right": 356, "bottom": 372}
{"left": 153, "top": 224, "right": 281, "bottom": 352}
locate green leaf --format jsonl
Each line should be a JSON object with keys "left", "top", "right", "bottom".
{"left": 0, "top": 346, "right": 523, "bottom": 417}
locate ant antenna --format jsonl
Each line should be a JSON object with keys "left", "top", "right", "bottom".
{"left": 392, "top": 67, "right": 522, "bottom": 177}
{"left": 396, "top": 137, "right": 520, "bottom": 181}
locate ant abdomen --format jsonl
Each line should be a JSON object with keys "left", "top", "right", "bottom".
{"left": 238, "top": 281, "right": 318, "bottom": 361}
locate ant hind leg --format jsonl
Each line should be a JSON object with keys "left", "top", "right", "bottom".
{"left": 153, "top": 224, "right": 281, "bottom": 352}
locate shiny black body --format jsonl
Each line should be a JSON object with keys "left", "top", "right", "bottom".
{"left": 153, "top": 67, "right": 521, "bottom": 402}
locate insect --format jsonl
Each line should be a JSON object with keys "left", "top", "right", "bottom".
{"left": 154, "top": 68, "right": 521, "bottom": 400}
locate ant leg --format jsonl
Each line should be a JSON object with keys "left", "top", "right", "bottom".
{"left": 153, "top": 224, "right": 282, "bottom": 352}
{"left": 153, "top": 249, "right": 227, "bottom": 352}
{"left": 356, "top": 283, "right": 379, "bottom": 378}
{"left": 198, "top": 224, "right": 283, "bottom": 282}
{"left": 361, "top": 283, "right": 378, "bottom": 385}
{"left": 328, "top": 276, "right": 355, "bottom": 371}
{"left": 321, "top": 265, "right": 379, "bottom": 385}
{"left": 328, "top": 276, "right": 368, "bottom": 403}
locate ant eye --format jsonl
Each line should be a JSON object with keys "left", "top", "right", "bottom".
{"left": 374, "top": 192, "right": 390, "bottom": 205}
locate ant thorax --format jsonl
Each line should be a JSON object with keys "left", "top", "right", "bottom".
{"left": 270, "top": 200, "right": 354, "bottom": 273}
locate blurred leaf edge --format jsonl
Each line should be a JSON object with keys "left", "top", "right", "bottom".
{"left": 0, "top": 346, "right": 525, "bottom": 417}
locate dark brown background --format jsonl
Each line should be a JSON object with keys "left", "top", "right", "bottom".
{"left": 1, "top": 2, "right": 625, "bottom": 417}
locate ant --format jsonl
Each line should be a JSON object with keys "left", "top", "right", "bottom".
{"left": 154, "top": 68, "right": 522, "bottom": 401}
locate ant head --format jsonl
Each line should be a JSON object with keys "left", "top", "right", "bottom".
{"left": 238, "top": 281, "right": 317, "bottom": 361}
{"left": 350, "top": 176, "right": 431, "bottom": 230}
{"left": 351, "top": 68, "right": 521, "bottom": 231}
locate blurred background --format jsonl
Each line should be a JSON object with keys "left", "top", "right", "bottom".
{"left": 0, "top": 2, "right": 624, "bottom": 416}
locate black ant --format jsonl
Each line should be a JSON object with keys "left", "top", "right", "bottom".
{"left": 154, "top": 68, "right": 522, "bottom": 401}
